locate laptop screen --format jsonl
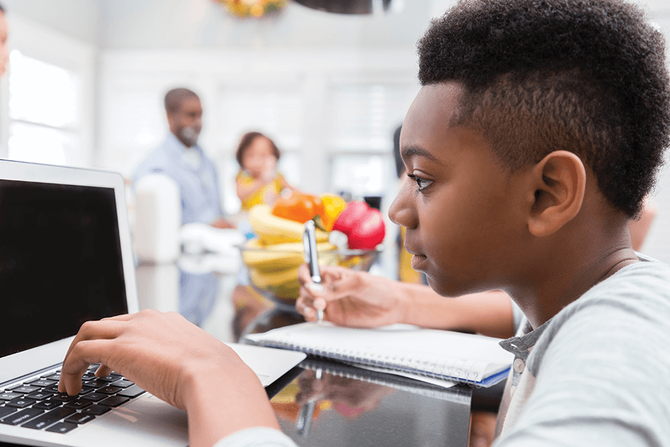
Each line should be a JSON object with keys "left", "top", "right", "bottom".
{"left": 0, "top": 179, "right": 128, "bottom": 358}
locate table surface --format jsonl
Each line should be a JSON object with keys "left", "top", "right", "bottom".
{"left": 135, "top": 257, "right": 503, "bottom": 447}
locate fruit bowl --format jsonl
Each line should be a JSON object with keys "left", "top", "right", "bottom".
{"left": 239, "top": 240, "right": 382, "bottom": 310}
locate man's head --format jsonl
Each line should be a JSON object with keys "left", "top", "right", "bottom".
{"left": 417, "top": 0, "right": 670, "bottom": 218}
{"left": 164, "top": 88, "right": 202, "bottom": 148}
{"left": 0, "top": 3, "right": 9, "bottom": 77}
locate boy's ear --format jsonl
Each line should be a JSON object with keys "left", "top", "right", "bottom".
{"left": 527, "top": 150, "right": 586, "bottom": 237}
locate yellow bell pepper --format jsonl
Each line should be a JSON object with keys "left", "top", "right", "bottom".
{"left": 317, "top": 193, "right": 347, "bottom": 231}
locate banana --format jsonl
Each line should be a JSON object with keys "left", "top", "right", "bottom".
{"left": 248, "top": 265, "right": 300, "bottom": 287}
{"left": 242, "top": 239, "right": 337, "bottom": 272}
{"left": 249, "top": 204, "right": 329, "bottom": 245}
{"left": 242, "top": 240, "right": 303, "bottom": 272}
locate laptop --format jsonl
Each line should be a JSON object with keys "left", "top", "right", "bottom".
{"left": 0, "top": 159, "right": 305, "bottom": 447}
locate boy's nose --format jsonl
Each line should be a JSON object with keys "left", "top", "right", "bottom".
{"left": 388, "top": 180, "right": 417, "bottom": 229}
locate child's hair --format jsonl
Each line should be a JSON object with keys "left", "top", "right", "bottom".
{"left": 235, "top": 132, "right": 281, "bottom": 168}
{"left": 418, "top": 0, "right": 670, "bottom": 217}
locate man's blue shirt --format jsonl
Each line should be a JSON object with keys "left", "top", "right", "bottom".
{"left": 134, "top": 133, "right": 223, "bottom": 225}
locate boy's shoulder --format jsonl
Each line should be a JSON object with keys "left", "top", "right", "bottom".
{"left": 546, "top": 255, "right": 670, "bottom": 334}
{"left": 499, "top": 257, "right": 670, "bottom": 443}
{"left": 521, "top": 255, "right": 670, "bottom": 374}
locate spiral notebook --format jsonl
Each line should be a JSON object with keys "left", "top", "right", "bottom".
{"left": 245, "top": 322, "right": 513, "bottom": 388}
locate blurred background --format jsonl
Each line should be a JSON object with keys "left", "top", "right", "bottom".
{"left": 0, "top": 0, "right": 669, "bottom": 263}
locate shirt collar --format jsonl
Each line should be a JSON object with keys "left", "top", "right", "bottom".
{"left": 499, "top": 318, "right": 550, "bottom": 360}
{"left": 165, "top": 132, "right": 202, "bottom": 155}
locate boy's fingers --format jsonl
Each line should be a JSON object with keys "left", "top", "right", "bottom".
{"left": 313, "top": 297, "right": 327, "bottom": 311}
{"left": 95, "top": 364, "right": 114, "bottom": 377}
{"left": 62, "top": 320, "right": 127, "bottom": 362}
{"left": 59, "top": 339, "right": 111, "bottom": 395}
{"left": 296, "top": 296, "right": 317, "bottom": 320}
{"left": 307, "top": 283, "right": 325, "bottom": 295}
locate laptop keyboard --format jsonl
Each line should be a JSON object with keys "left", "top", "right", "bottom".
{"left": 0, "top": 364, "right": 145, "bottom": 434}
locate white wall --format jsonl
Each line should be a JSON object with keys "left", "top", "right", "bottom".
{"left": 1, "top": 0, "right": 99, "bottom": 44}
{"left": 0, "top": 13, "right": 96, "bottom": 163}
{"left": 96, "top": 46, "right": 419, "bottom": 194}
{"left": 96, "top": 0, "right": 430, "bottom": 49}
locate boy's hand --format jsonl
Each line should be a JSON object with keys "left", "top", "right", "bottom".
{"left": 296, "top": 264, "right": 407, "bottom": 328}
{"left": 58, "top": 310, "right": 279, "bottom": 447}
{"left": 58, "top": 310, "right": 245, "bottom": 409}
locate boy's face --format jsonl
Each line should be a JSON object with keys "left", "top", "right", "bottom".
{"left": 389, "top": 82, "right": 530, "bottom": 297}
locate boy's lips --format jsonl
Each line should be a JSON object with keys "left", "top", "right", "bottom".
{"left": 410, "top": 253, "right": 428, "bottom": 271}
{"left": 403, "top": 240, "right": 422, "bottom": 257}
{"left": 404, "top": 242, "right": 428, "bottom": 269}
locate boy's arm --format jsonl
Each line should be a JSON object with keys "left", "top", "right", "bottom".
{"left": 297, "top": 265, "right": 515, "bottom": 339}
{"left": 58, "top": 310, "right": 280, "bottom": 447}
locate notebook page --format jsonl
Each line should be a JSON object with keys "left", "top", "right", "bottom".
{"left": 245, "top": 322, "right": 513, "bottom": 386}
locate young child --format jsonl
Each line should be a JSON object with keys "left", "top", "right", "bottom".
{"left": 58, "top": 0, "right": 670, "bottom": 446}
{"left": 235, "top": 132, "right": 291, "bottom": 211}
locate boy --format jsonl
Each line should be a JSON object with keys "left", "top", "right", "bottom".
{"left": 59, "top": 0, "right": 670, "bottom": 446}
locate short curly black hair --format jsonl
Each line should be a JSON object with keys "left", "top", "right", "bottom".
{"left": 418, "top": 0, "right": 670, "bottom": 217}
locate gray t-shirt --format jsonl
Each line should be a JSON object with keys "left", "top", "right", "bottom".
{"left": 216, "top": 255, "right": 670, "bottom": 447}
{"left": 495, "top": 254, "right": 670, "bottom": 446}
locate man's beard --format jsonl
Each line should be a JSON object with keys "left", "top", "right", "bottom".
{"left": 180, "top": 126, "right": 200, "bottom": 147}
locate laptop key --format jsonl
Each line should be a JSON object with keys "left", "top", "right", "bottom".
{"left": 52, "top": 393, "right": 78, "bottom": 402}
{"left": 110, "top": 379, "right": 134, "bottom": 388}
{"left": 64, "top": 399, "right": 92, "bottom": 410}
{"left": 6, "top": 397, "right": 37, "bottom": 408}
{"left": 82, "top": 404, "right": 111, "bottom": 416}
{"left": 0, "top": 392, "right": 21, "bottom": 401}
{"left": 32, "top": 399, "right": 63, "bottom": 410}
{"left": 45, "top": 421, "right": 78, "bottom": 434}
{"left": 26, "top": 390, "right": 55, "bottom": 401}
{"left": 0, "top": 406, "right": 17, "bottom": 419}
{"left": 7, "top": 385, "right": 41, "bottom": 394}
{"left": 96, "top": 374, "right": 119, "bottom": 382}
{"left": 0, "top": 408, "right": 43, "bottom": 425}
{"left": 64, "top": 413, "right": 95, "bottom": 425}
{"left": 117, "top": 385, "right": 145, "bottom": 398}
{"left": 77, "top": 386, "right": 95, "bottom": 395}
{"left": 22, "top": 406, "right": 77, "bottom": 430}
{"left": 81, "top": 392, "right": 107, "bottom": 402}
{"left": 98, "top": 396, "right": 130, "bottom": 407}
{"left": 84, "top": 378, "right": 111, "bottom": 388}
{"left": 26, "top": 379, "right": 57, "bottom": 387}
{"left": 98, "top": 386, "right": 122, "bottom": 395}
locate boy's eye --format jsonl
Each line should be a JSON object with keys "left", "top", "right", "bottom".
{"left": 407, "top": 174, "right": 433, "bottom": 192}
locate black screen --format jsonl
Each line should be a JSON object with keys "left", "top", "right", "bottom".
{"left": 0, "top": 179, "right": 128, "bottom": 357}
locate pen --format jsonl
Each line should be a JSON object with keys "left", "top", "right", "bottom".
{"left": 303, "top": 221, "right": 323, "bottom": 324}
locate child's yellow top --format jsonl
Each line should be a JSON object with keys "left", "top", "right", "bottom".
{"left": 237, "top": 170, "right": 285, "bottom": 211}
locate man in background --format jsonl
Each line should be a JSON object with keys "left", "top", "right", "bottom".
{"left": 134, "top": 88, "right": 234, "bottom": 228}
